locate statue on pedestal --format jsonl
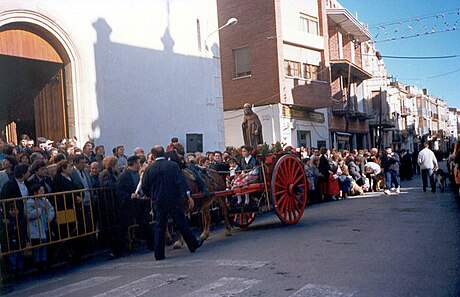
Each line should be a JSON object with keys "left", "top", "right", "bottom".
{"left": 242, "top": 103, "right": 263, "bottom": 148}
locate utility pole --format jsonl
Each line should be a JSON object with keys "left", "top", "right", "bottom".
{"left": 377, "top": 86, "right": 383, "bottom": 151}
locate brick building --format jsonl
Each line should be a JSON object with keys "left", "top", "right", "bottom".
{"left": 326, "top": 0, "right": 372, "bottom": 150}
{"left": 217, "top": 0, "right": 332, "bottom": 151}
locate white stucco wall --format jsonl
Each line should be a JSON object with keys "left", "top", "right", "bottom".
{"left": 280, "top": 0, "right": 324, "bottom": 51}
{"left": 224, "top": 104, "right": 328, "bottom": 151}
{"left": 0, "top": 0, "right": 225, "bottom": 154}
{"left": 291, "top": 107, "right": 329, "bottom": 149}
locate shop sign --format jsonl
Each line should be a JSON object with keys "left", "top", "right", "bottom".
{"left": 282, "top": 106, "right": 324, "bottom": 123}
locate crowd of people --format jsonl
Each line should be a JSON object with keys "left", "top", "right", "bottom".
{"left": 301, "top": 142, "right": 451, "bottom": 203}
{"left": 304, "top": 147, "right": 418, "bottom": 201}
{"left": 1, "top": 133, "right": 460, "bottom": 280}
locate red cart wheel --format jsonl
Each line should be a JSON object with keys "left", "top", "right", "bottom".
{"left": 271, "top": 154, "right": 307, "bottom": 224}
{"left": 229, "top": 212, "right": 256, "bottom": 228}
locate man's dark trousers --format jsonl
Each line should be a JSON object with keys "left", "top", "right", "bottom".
{"left": 154, "top": 204, "right": 199, "bottom": 260}
{"left": 421, "top": 168, "right": 435, "bottom": 192}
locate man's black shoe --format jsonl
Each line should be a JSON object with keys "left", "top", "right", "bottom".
{"left": 191, "top": 238, "right": 204, "bottom": 253}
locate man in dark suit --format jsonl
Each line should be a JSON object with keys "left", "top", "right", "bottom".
{"left": 111, "top": 155, "right": 141, "bottom": 258}
{"left": 69, "top": 154, "right": 94, "bottom": 244}
{"left": 70, "top": 155, "right": 92, "bottom": 201}
{"left": 0, "top": 164, "right": 30, "bottom": 279}
{"left": 27, "top": 160, "right": 53, "bottom": 193}
{"left": 142, "top": 146, "right": 202, "bottom": 260}
{"left": 1, "top": 164, "right": 31, "bottom": 216}
{"left": 318, "top": 147, "right": 331, "bottom": 199}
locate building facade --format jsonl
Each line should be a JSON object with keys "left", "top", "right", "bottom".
{"left": 326, "top": 0, "right": 372, "bottom": 150}
{"left": 0, "top": 0, "right": 225, "bottom": 153}
{"left": 218, "top": 0, "right": 331, "bottom": 151}
{"left": 447, "top": 108, "right": 460, "bottom": 149}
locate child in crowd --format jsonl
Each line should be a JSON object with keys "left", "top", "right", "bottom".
{"left": 226, "top": 158, "right": 239, "bottom": 190}
{"left": 4, "top": 203, "right": 27, "bottom": 276}
{"left": 338, "top": 167, "right": 352, "bottom": 199}
{"left": 232, "top": 146, "right": 259, "bottom": 205}
{"left": 26, "top": 184, "right": 55, "bottom": 269}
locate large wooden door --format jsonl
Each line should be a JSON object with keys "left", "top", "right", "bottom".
{"left": 0, "top": 27, "right": 68, "bottom": 142}
{"left": 34, "top": 68, "right": 67, "bottom": 141}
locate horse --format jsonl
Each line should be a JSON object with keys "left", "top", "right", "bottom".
{"left": 183, "top": 167, "right": 232, "bottom": 239}
{"left": 170, "top": 167, "right": 231, "bottom": 249}
{"left": 163, "top": 150, "right": 232, "bottom": 248}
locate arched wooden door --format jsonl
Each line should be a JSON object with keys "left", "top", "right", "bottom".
{"left": 0, "top": 26, "right": 67, "bottom": 142}
{"left": 34, "top": 68, "right": 67, "bottom": 142}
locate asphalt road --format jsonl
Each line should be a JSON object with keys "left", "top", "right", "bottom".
{"left": 3, "top": 177, "right": 460, "bottom": 297}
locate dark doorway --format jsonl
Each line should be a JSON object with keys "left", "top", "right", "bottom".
{"left": 0, "top": 54, "right": 66, "bottom": 143}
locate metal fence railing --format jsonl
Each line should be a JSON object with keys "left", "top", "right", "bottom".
{"left": 0, "top": 188, "right": 118, "bottom": 258}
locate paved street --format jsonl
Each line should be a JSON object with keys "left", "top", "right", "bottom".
{"left": 3, "top": 177, "right": 460, "bottom": 297}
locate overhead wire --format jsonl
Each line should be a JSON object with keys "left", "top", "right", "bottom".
{"left": 364, "top": 54, "right": 460, "bottom": 59}
{"left": 369, "top": 8, "right": 460, "bottom": 28}
{"left": 374, "top": 28, "right": 458, "bottom": 43}
{"left": 395, "top": 68, "right": 460, "bottom": 80}
{"left": 371, "top": 8, "right": 460, "bottom": 43}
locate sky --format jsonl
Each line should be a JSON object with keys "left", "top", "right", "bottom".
{"left": 339, "top": 0, "right": 460, "bottom": 109}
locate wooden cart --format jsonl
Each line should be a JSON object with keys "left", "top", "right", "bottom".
{"left": 224, "top": 153, "right": 308, "bottom": 228}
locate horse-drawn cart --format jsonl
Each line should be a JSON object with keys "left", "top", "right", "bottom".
{"left": 228, "top": 153, "right": 307, "bottom": 227}
{"left": 189, "top": 153, "right": 308, "bottom": 233}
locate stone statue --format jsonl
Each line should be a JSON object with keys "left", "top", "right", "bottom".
{"left": 242, "top": 103, "right": 263, "bottom": 148}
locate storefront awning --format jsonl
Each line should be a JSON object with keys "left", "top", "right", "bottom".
{"left": 335, "top": 132, "right": 352, "bottom": 137}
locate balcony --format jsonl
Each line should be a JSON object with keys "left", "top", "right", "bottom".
{"left": 290, "top": 79, "right": 332, "bottom": 109}
{"left": 400, "top": 107, "right": 411, "bottom": 116}
{"left": 326, "top": 8, "right": 372, "bottom": 42}
{"left": 330, "top": 59, "right": 372, "bottom": 81}
{"left": 368, "top": 114, "right": 396, "bottom": 128}
{"left": 331, "top": 108, "right": 374, "bottom": 121}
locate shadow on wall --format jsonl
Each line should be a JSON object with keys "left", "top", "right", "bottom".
{"left": 91, "top": 18, "right": 221, "bottom": 153}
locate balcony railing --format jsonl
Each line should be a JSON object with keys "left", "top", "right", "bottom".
{"left": 290, "top": 79, "right": 332, "bottom": 109}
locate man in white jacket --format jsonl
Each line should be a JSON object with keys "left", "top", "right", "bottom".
{"left": 417, "top": 142, "right": 438, "bottom": 192}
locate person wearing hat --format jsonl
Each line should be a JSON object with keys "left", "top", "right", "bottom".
{"left": 242, "top": 103, "right": 263, "bottom": 148}
{"left": 112, "top": 155, "right": 143, "bottom": 258}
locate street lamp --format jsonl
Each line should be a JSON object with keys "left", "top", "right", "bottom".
{"left": 204, "top": 17, "right": 238, "bottom": 51}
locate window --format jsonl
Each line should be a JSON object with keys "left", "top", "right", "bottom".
{"left": 285, "top": 60, "right": 320, "bottom": 80}
{"left": 371, "top": 91, "right": 380, "bottom": 110}
{"left": 234, "top": 47, "right": 251, "bottom": 77}
{"left": 317, "top": 140, "right": 326, "bottom": 149}
{"left": 308, "top": 19, "right": 318, "bottom": 35}
{"left": 284, "top": 60, "right": 301, "bottom": 77}
{"left": 299, "top": 14, "right": 319, "bottom": 35}
{"left": 303, "top": 64, "right": 319, "bottom": 80}
{"left": 297, "top": 131, "right": 311, "bottom": 152}
{"left": 186, "top": 134, "right": 203, "bottom": 153}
